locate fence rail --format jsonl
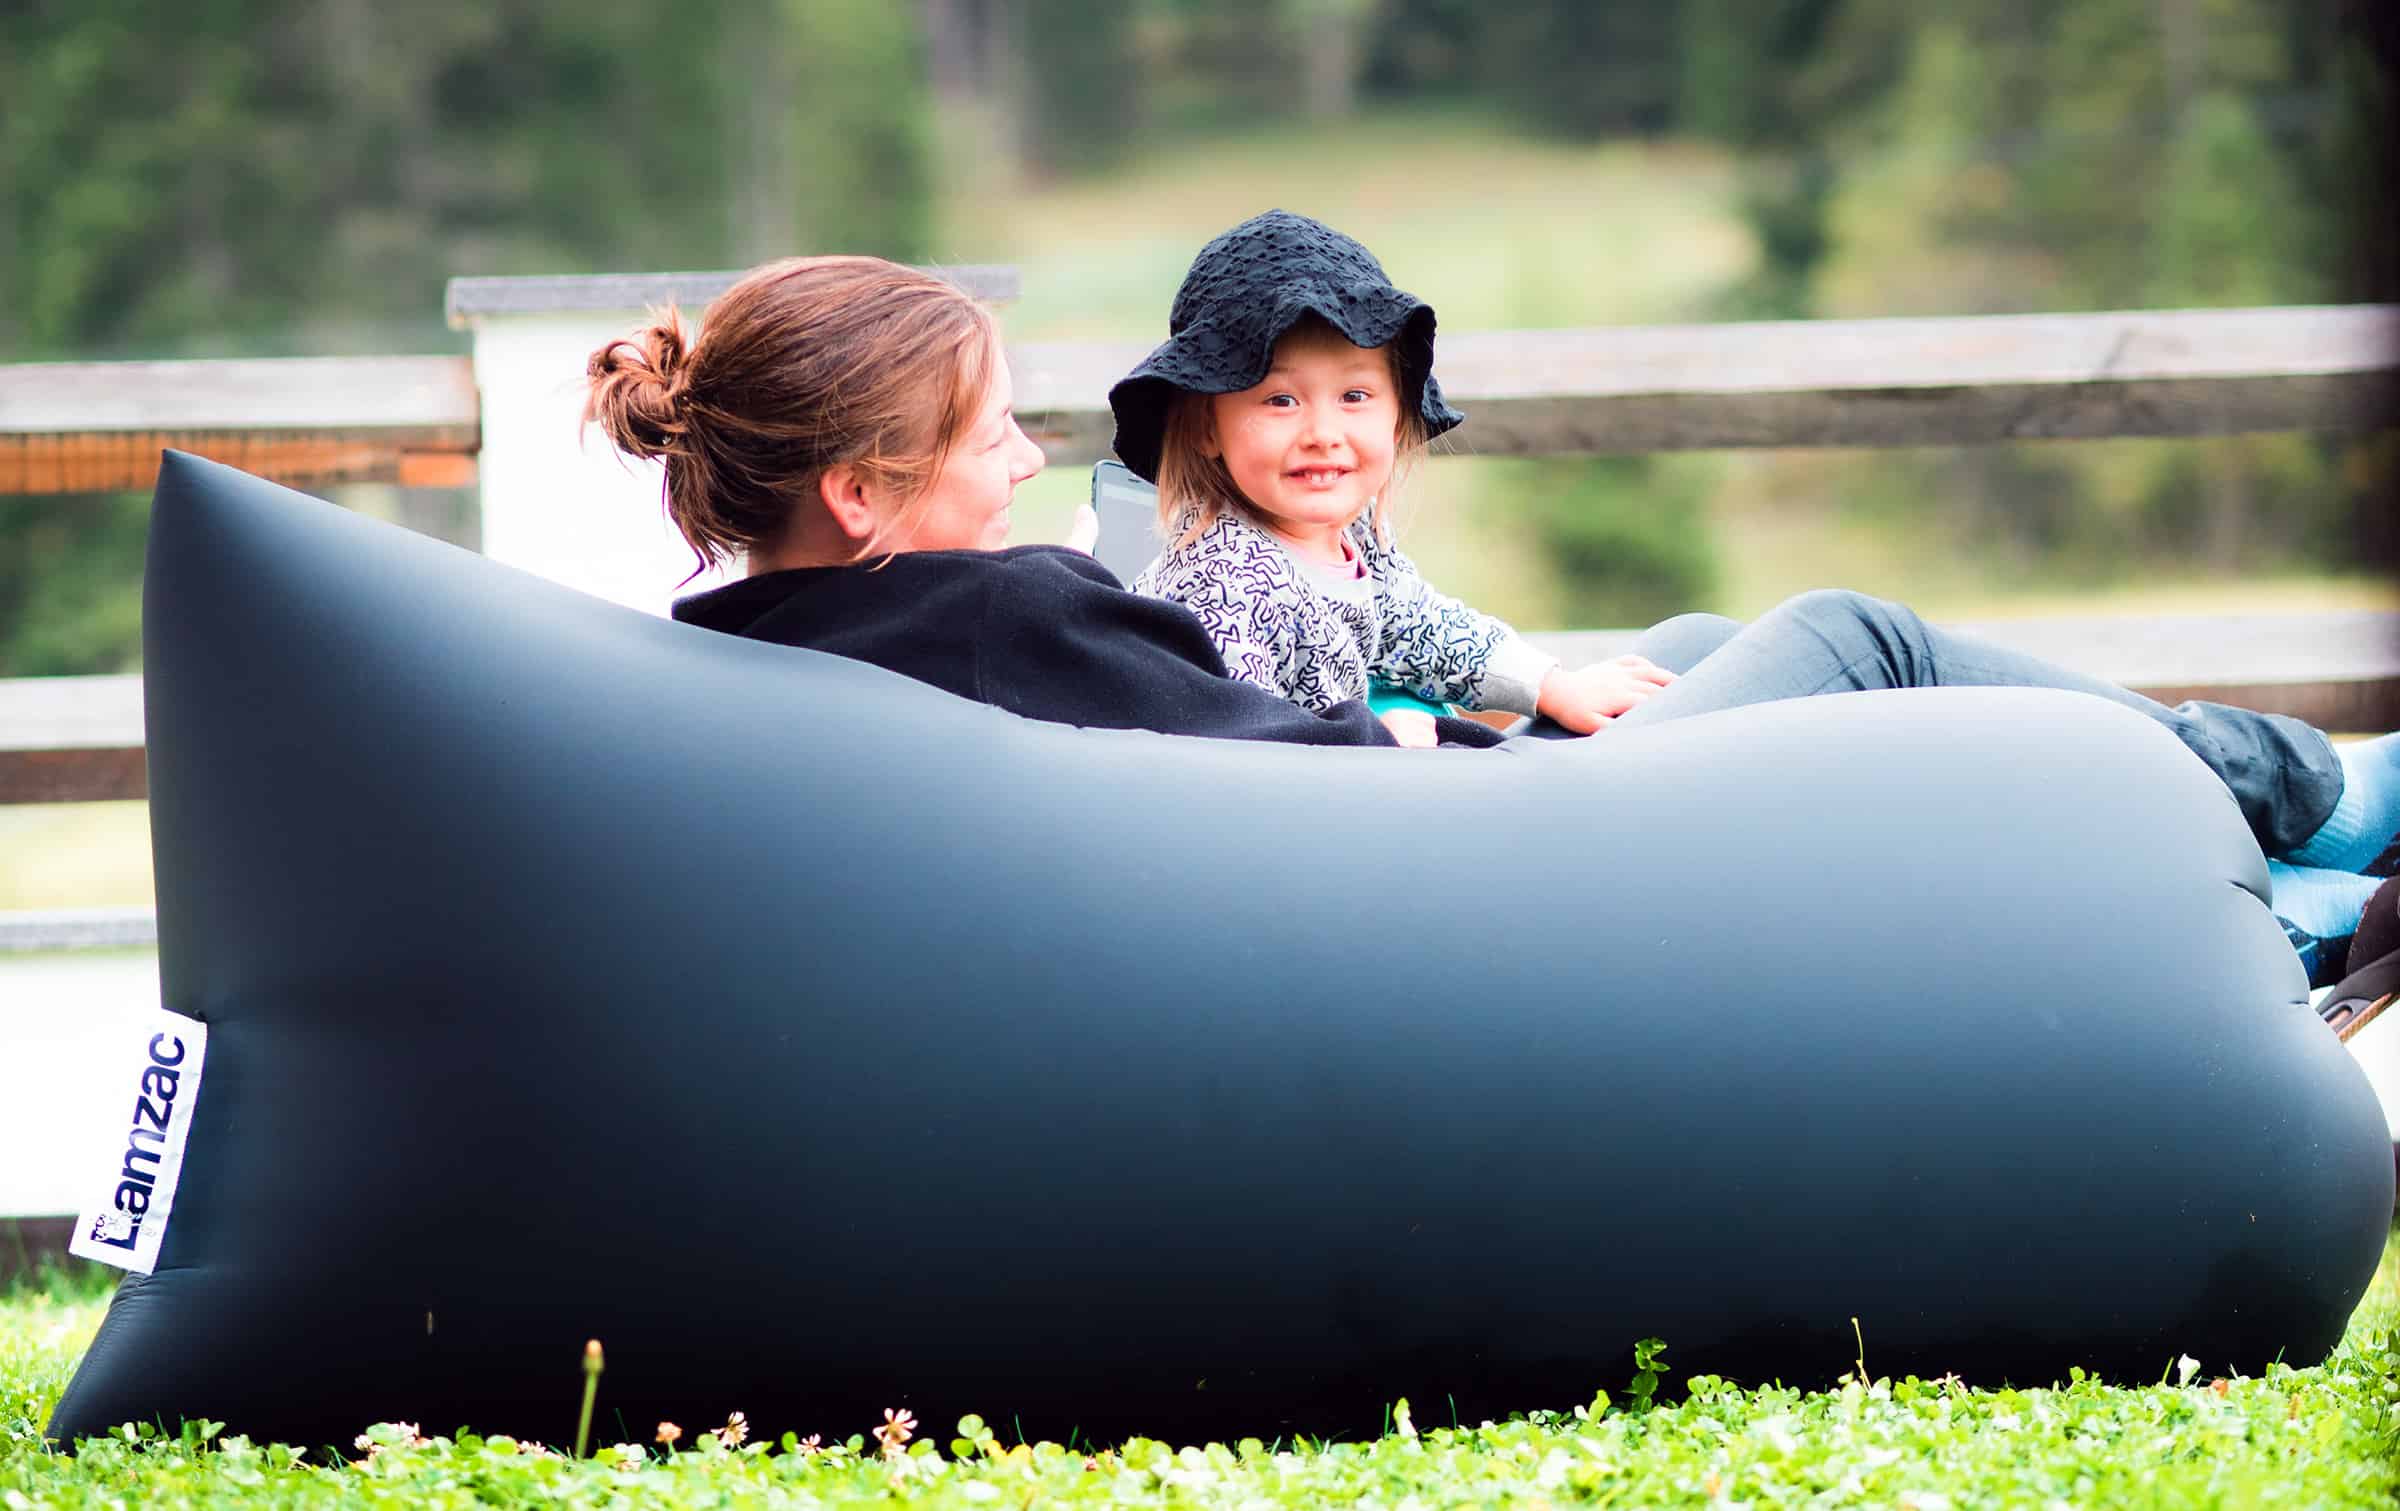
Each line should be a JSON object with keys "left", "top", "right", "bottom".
{"left": 1012, "top": 304, "right": 2400, "bottom": 463}
{"left": 8, "top": 306, "right": 2395, "bottom": 496}
{"left": 0, "top": 355, "right": 482, "bottom": 494}
{"left": 2, "top": 299, "right": 2395, "bottom": 832}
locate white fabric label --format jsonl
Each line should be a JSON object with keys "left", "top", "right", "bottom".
{"left": 68, "top": 1008, "right": 209, "bottom": 1275}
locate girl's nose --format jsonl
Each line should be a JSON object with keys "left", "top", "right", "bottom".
{"left": 1301, "top": 405, "right": 1342, "bottom": 450}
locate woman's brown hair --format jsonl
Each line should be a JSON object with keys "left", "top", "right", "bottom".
{"left": 1152, "top": 315, "right": 1429, "bottom": 548}
{"left": 584, "top": 255, "right": 1000, "bottom": 575}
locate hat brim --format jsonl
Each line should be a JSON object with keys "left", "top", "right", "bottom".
{"left": 1107, "top": 290, "right": 1464, "bottom": 483}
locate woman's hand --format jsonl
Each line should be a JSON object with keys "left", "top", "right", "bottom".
{"left": 1378, "top": 708, "right": 1439, "bottom": 748}
{"left": 1061, "top": 504, "right": 1100, "bottom": 554}
{"left": 1536, "top": 656, "right": 1676, "bottom": 734}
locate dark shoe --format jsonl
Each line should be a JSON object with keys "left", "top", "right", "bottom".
{"left": 2321, "top": 875, "right": 2400, "bottom": 1041}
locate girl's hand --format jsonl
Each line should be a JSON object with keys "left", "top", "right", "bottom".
{"left": 1536, "top": 656, "right": 1676, "bottom": 734}
{"left": 1378, "top": 708, "right": 1439, "bottom": 748}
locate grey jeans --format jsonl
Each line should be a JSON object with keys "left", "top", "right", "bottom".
{"left": 1615, "top": 590, "right": 2343, "bottom": 857}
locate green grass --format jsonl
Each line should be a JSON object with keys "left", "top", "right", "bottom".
{"left": 5, "top": 1232, "right": 2396, "bottom": 1507}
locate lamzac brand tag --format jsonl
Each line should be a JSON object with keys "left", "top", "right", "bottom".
{"left": 69, "top": 1008, "right": 209, "bottom": 1275}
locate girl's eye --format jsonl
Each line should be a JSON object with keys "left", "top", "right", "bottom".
{"left": 1343, "top": 389, "right": 1372, "bottom": 404}
{"left": 1263, "top": 393, "right": 1297, "bottom": 408}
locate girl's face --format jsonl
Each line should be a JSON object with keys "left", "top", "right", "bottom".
{"left": 884, "top": 352, "right": 1047, "bottom": 554}
{"left": 1206, "top": 330, "right": 1400, "bottom": 555}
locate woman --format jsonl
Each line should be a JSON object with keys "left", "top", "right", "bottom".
{"left": 589, "top": 255, "right": 1506, "bottom": 750}
{"left": 585, "top": 253, "right": 2395, "bottom": 991}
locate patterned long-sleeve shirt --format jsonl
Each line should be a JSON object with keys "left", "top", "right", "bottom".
{"left": 1131, "top": 510, "right": 1557, "bottom": 715}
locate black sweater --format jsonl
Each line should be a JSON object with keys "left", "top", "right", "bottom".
{"left": 671, "top": 546, "right": 1506, "bottom": 748}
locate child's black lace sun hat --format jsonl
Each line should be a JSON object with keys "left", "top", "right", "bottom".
{"left": 1106, "top": 209, "right": 1467, "bottom": 483}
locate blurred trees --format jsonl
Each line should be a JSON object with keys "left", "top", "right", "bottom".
{"left": 1383, "top": 0, "right": 2390, "bottom": 608}
{"left": 753, "top": 0, "right": 935, "bottom": 260}
{"left": 0, "top": 0, "right": 936, "bottom": 363}
{"left": 4, "top": 0, "right": 2376, "bottom": 363}
{"left": 0, "top": 0, "right": 936, "bottom": 672}
{"left": 1018, "top": 0, "right": 1140, "bottom": 171}
{"left": 1685, "top": 0, "right": 2394, "bottom": 587}
{"left": 1363, "top": 0, "right": 2383, "bottom": 609}
{"left": 0, "top": 498, "right": 149, "bottom": 677}
{"left": 1487, "top": 458, "right": 1719, "bottom": 628}
{"left": 1361, "top": 0, "right": 1686, "bottom": 134}
{"left": 2, "top": 0, "right": 2391, "bottom": 670}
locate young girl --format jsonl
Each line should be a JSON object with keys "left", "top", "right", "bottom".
{"left": 1107, "top": 211, "right": 2400, "bottom": 997}
{"left": 1111, "top": 209, "right": 1667, "bottom": 745}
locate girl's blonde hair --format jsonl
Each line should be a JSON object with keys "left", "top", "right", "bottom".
{"left": 584, "top": 255, "right": 1001, "bottom": 576}
{"left": 1153, "top": 316, "right": 1431, "bottom": 548}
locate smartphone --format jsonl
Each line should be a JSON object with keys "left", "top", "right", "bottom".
{"left": 1088, "top": 460, "right": 1161, "bottom": 585}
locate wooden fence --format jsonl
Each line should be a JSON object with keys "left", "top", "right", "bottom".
{"left": 3, "top": 284, "right": 2398, "bottom": 948}
{"left": 8, "top": 300, "right": 2394, "bottom": 492}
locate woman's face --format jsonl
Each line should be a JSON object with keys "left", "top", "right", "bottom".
{"left": 883, "top": 353, "right": 1048, "bottom": 554}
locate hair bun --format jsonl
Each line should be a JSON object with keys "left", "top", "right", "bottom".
{"left": 583, "top": 313, "right": 691, "bottom": 462}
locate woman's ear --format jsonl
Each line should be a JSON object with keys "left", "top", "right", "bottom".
{"left": 816, "top": 464, "right": 880, "bottom": 542}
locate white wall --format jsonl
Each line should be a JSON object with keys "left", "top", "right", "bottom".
{"left": 1, "top": 956, "right": 154, "bottom": 1218}
{"left": 472, "top": 312, "right": 737, "bottom": 614}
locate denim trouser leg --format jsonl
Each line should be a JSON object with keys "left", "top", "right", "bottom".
{"left": 1632, "top": 612, "right": 1744, "bottom": 675}
{"left": 1614, "top": 590, "right": 2344, "bottom": 856}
